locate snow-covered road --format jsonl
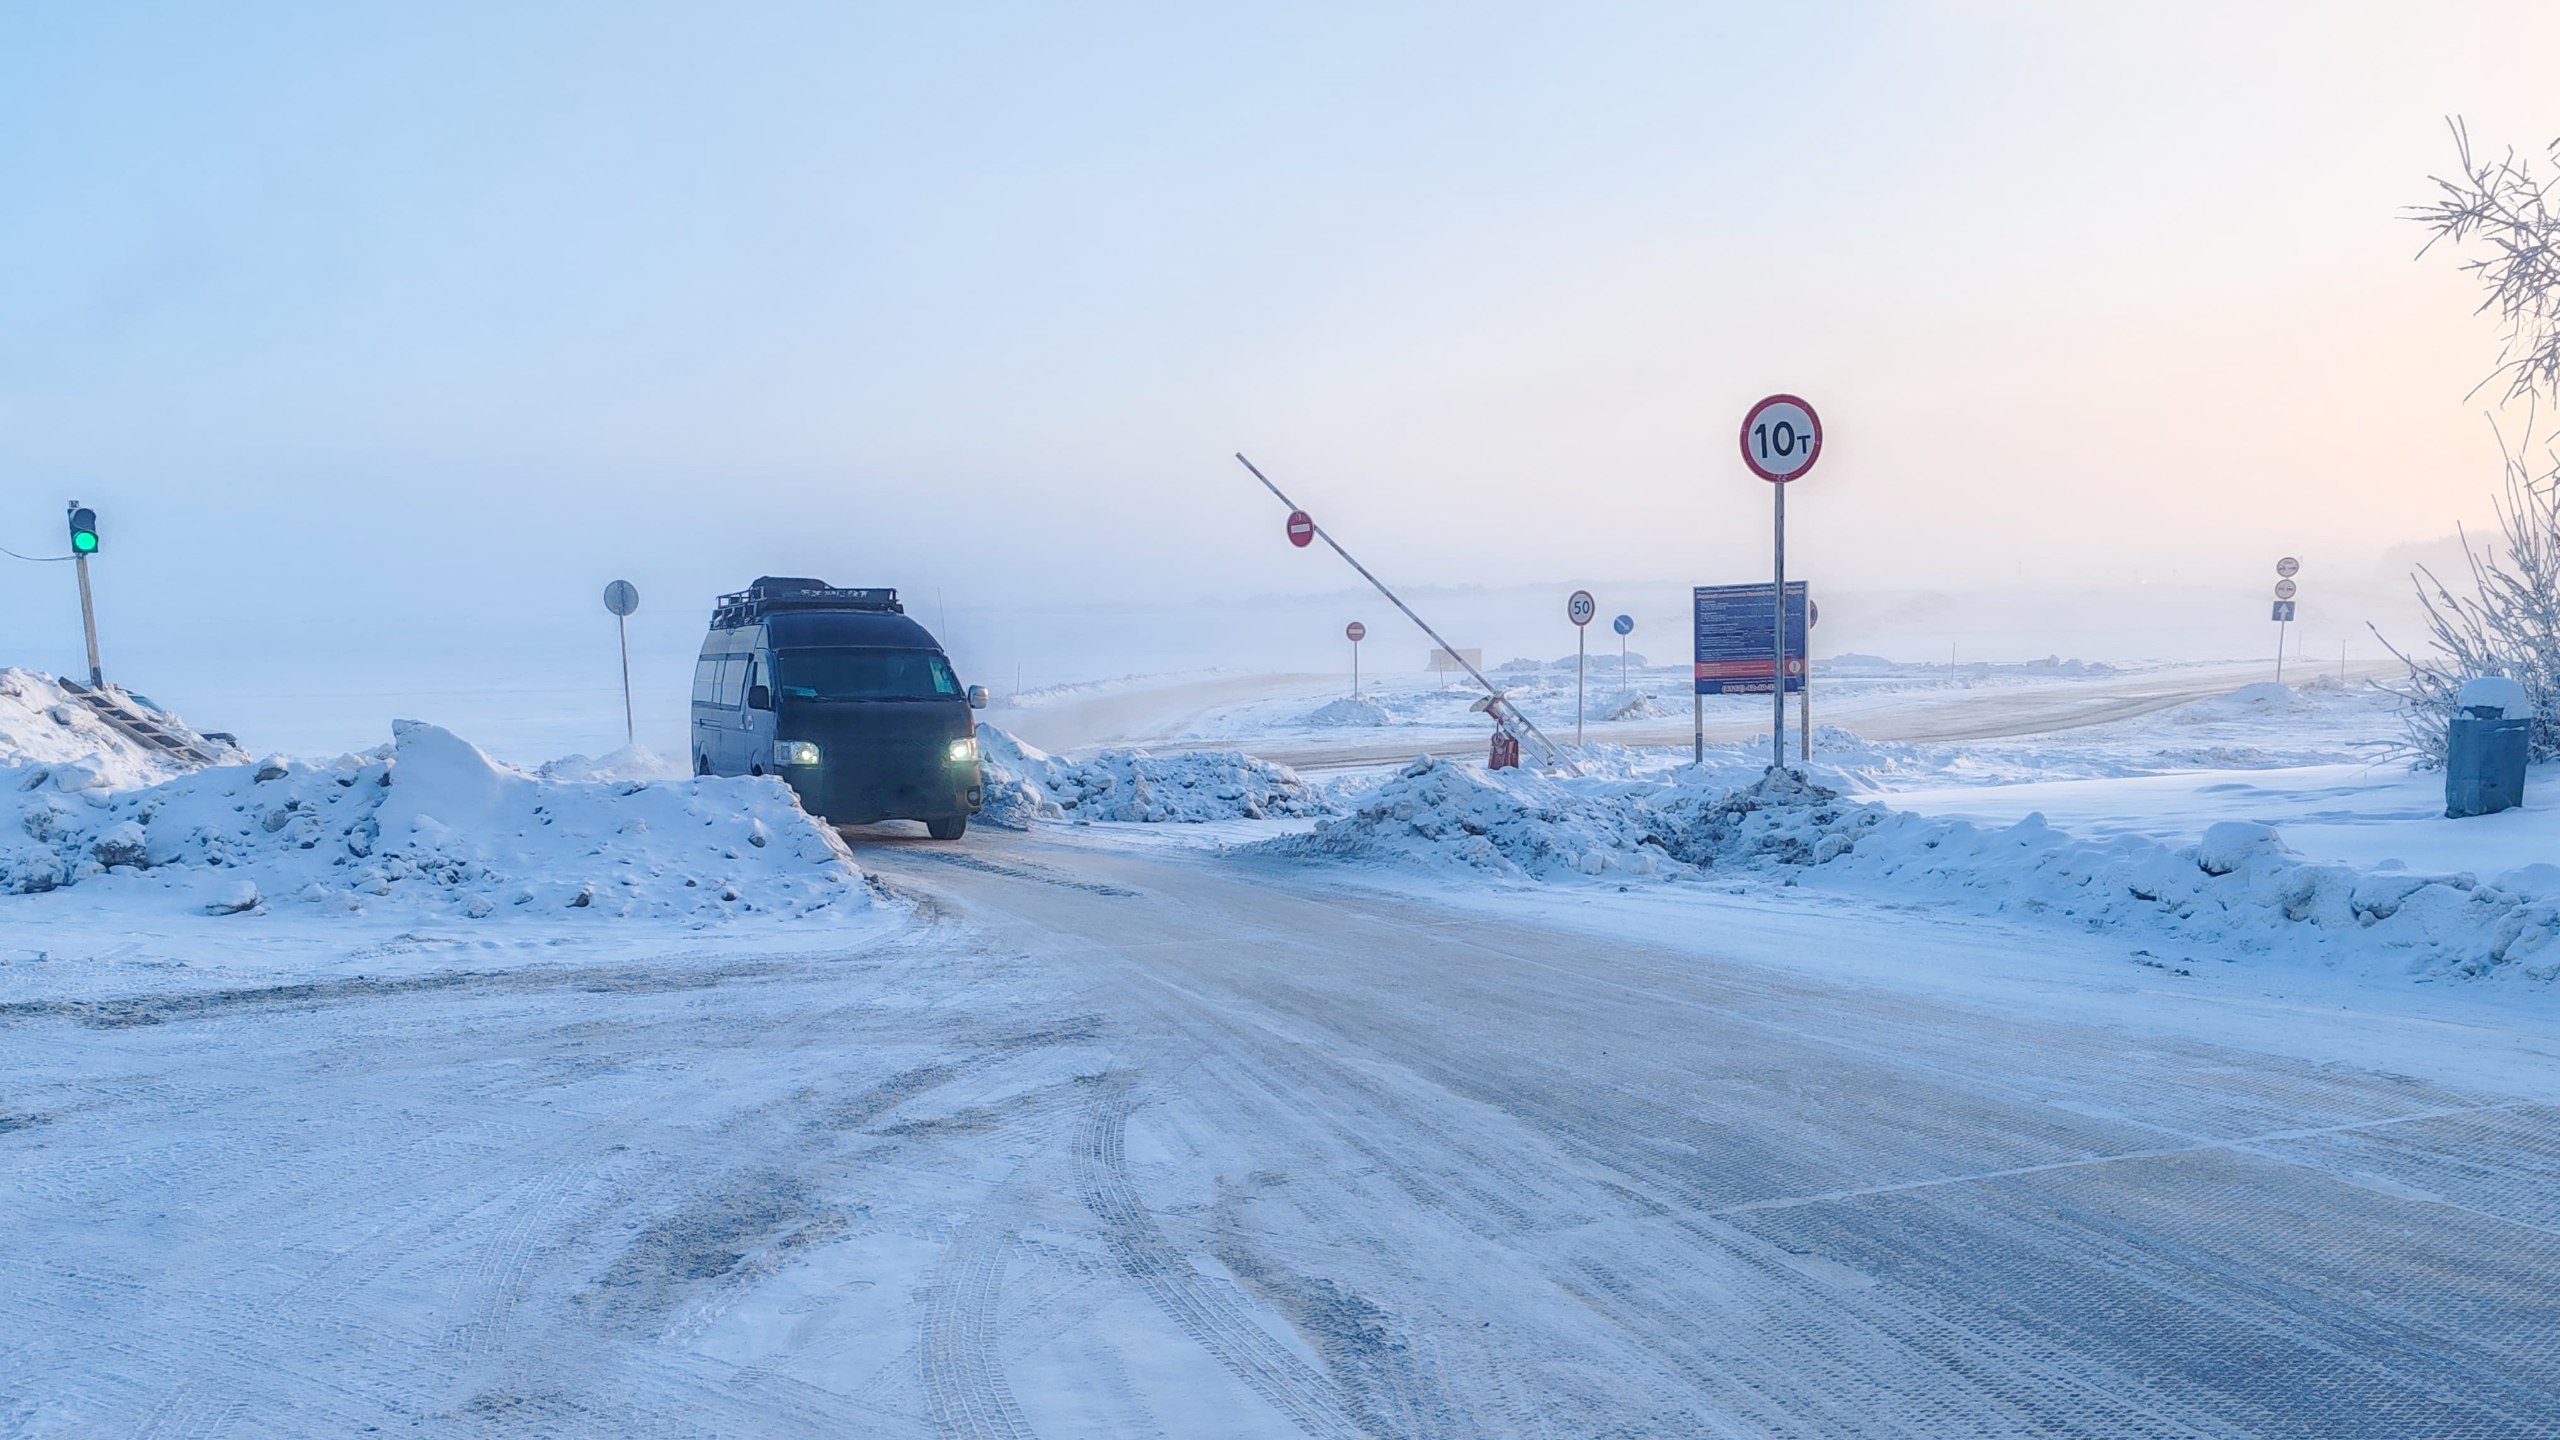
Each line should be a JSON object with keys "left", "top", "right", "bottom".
{"left": 12, "top": 828, "right": 2556, "bottom": 1437}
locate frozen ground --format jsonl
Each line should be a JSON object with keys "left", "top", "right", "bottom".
{"left": 8, "top": 653, "right": 2560, "bottom": 1435}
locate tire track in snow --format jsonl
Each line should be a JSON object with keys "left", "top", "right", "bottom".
{"left": 1076, "top": 1082, "right": 1367, "bottom": 1440}
{"left": 921, "top": 1208, "right": 1039, "bottom": 1440}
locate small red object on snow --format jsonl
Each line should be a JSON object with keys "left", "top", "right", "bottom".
{"left": 1286, "top": 511, "right": 1316, "bottom": 548}
{"left": 1488, "top": 731, "right": 1520, "bottom": 770}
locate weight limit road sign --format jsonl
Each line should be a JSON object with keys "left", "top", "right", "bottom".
{"left": 1740, "top": 395, "right": 1823, "bottom": 483}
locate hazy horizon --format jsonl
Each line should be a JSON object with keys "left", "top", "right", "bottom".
{"left": 6, "top": 2, "right": 2556, "bottom": 751}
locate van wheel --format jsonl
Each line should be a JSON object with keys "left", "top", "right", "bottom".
{"left": 750, "top": 764, "right": 763, "bottom": 776}
{"left": 927, "top": 816, "right": 966, "bottom": 841}
{"left": 695, "top": 752, "right": 709, "bottom": 776}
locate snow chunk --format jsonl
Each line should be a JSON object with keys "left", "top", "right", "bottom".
{"left": 2195, "top": 820, "right": 2288, "bottom": 877}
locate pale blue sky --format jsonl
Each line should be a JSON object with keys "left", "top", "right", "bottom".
{"left": 5, "top": 2, "right": 2558, "bottom": 744}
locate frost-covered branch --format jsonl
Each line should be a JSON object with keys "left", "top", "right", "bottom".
{"left": 2373, "top": 411, "right": 2560, "bottom": 763}
{"left": 2411, "top": 117, "right": 2560, "bottom": 403}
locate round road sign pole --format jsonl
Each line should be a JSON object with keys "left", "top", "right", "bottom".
{"left": 1772, "top": 483, "right": 1787, "bottom": 771}
{"left": 1568, "top": 590, "right": 1596, "bottom": 746}
{"left": 1740, "top": 395, "right": 1823, "bottom": 773}
{"left": 602, "top": 580, "right": 641, "bottom": 747}
{"left": 617, "top": 615, "right": 635, "bottom": 746}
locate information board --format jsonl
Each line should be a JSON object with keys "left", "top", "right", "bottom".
{"left": 1694, "top": 582, "right": 1808, "bottom": 695}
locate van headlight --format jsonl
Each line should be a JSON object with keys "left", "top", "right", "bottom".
{"left": 774, "top": 740, "right": 823, "bottom": 767}
{"left": 947, "top": 736, "right": 978, "bottom": 764}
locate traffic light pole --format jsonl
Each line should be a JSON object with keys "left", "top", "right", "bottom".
{"left": 73, "top": 551, "right": 102, "bottom": 687}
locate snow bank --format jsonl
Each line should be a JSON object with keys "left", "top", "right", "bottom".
{"left": 537, "top": 744, "right": 687, "bottom": 783}
{"left": 0, "top": 669, "right": 191, "bottom": 788}
{"left": 974, "top": 724, "right": 1330, "bottom": 827}
{"left": 0, "top": 720, "right": 864, "bottom": 922}
{"left": 1301, "top": 696, "right": 1397, "bottom": 728}
{"left": 1268, "top": 758, "right": 2560, "bottom": 984}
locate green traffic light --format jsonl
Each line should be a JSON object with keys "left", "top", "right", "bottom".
{"left": 72, "top": 531, "right": 97, "bottom": 554}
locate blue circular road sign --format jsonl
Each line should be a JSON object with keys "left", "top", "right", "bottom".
{"left": 1611, "top": 614, "right": 1634, "bottom": 636}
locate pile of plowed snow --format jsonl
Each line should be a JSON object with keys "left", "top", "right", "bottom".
{"left": 1302, "top": 696, "right": 1397, "bottom": 728}
{"left": 975, "top": 725, "right": 1330, "bottom": 827}
{"left": 1269, "top": 758, "right": 2560, "bottom": 983}
{"left": 0, "top": 668, "right": 193, "bottom": 788}
{"left": 1, "top": 720, "right": 865, "bottom": 922}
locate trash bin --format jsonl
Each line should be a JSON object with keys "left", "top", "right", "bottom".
{"left": 2446, "top": 677, "right": 2534, "bottom": 818}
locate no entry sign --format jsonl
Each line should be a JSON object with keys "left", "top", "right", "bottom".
{"left": 1345, "top": 621, "right": 1366, "bottom": 642}
{"left": 1740, "top": 394, "right": 1822, "bottom": 483}
{"left": 1286, "top": 511, "right": 1315, "bottom": 548}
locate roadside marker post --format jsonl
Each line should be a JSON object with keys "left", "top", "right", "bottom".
{"left": 1569, "top": 590, "right": 1596, "bottom": 744}
{"left": 1346, "top": 620, "right": 1366, "bottom": 695}
{"left": 1803, "top": 598, "right": 1821, "bottom": 762}
{"left": 1740, "top": 395, "right": 1823, "bottom": 772}
{"left": 1236, "top": 453, "right": 1576, "bottom": 771}
{"left": 603, "top": 580, "right": 640, "bottom": 747}
{"left": 2273, "top": 557, "right": 2300, "bottom": 684}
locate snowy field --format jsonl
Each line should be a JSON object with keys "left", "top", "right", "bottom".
{"left": 7, "top": 655, "right": 2560, "bottom": 1436}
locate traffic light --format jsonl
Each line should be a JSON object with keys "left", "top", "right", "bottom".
{"left": 67, "top": 506, "right": 98, "bottom": 555}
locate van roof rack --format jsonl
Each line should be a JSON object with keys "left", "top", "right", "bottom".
{"left": 711, "top": 577, "right": 903, "bottom": 628}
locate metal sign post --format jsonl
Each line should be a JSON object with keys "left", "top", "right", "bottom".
{"left": 603, "top": 580, "right": 640, "bottom": 746}
{"left": 1802, "top": 598, "right": 1821, "bottom": 762}
{"left": 1346, "top": 620, "right": 1366, "bottom": 695}
{"left": 1739, "top": 395, "right": 1823, "bottom": 771}
{"left": 1613, "top": 613, "right": 1633, "bottom": 697}
{"left": 1568, "top": 590, "right": 1596, "bottom": 745}
{"left": 2273, "top": 558, "right": 2300, "bottom": 685}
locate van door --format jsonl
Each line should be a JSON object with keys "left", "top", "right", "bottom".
{"left": 689, "top": 644, "right": 723, "bottom": 773}
{"left": 740, "top": 651, "right": 777, "bottom": 771}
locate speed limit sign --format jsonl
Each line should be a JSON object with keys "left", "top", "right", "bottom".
{"left": 1568, "top": 590, "right": 1597, "bottom": 627}
{"left": 1740, "top": 394, "right": 1822, "bottom": 483}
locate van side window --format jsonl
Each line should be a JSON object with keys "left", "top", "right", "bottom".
{"left": 691, "top": 655, "right": 720, "bottom": 704}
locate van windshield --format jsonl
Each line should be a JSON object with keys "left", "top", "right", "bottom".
{"left": 774, "top": 648, "right": 960, "bottom": 702}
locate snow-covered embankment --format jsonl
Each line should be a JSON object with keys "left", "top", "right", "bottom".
{"left": 1269, "top": 757, "right": 2560, "bottom": 983}
{"left": 3, "top": 718, "right": 865, "bottom": 922}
